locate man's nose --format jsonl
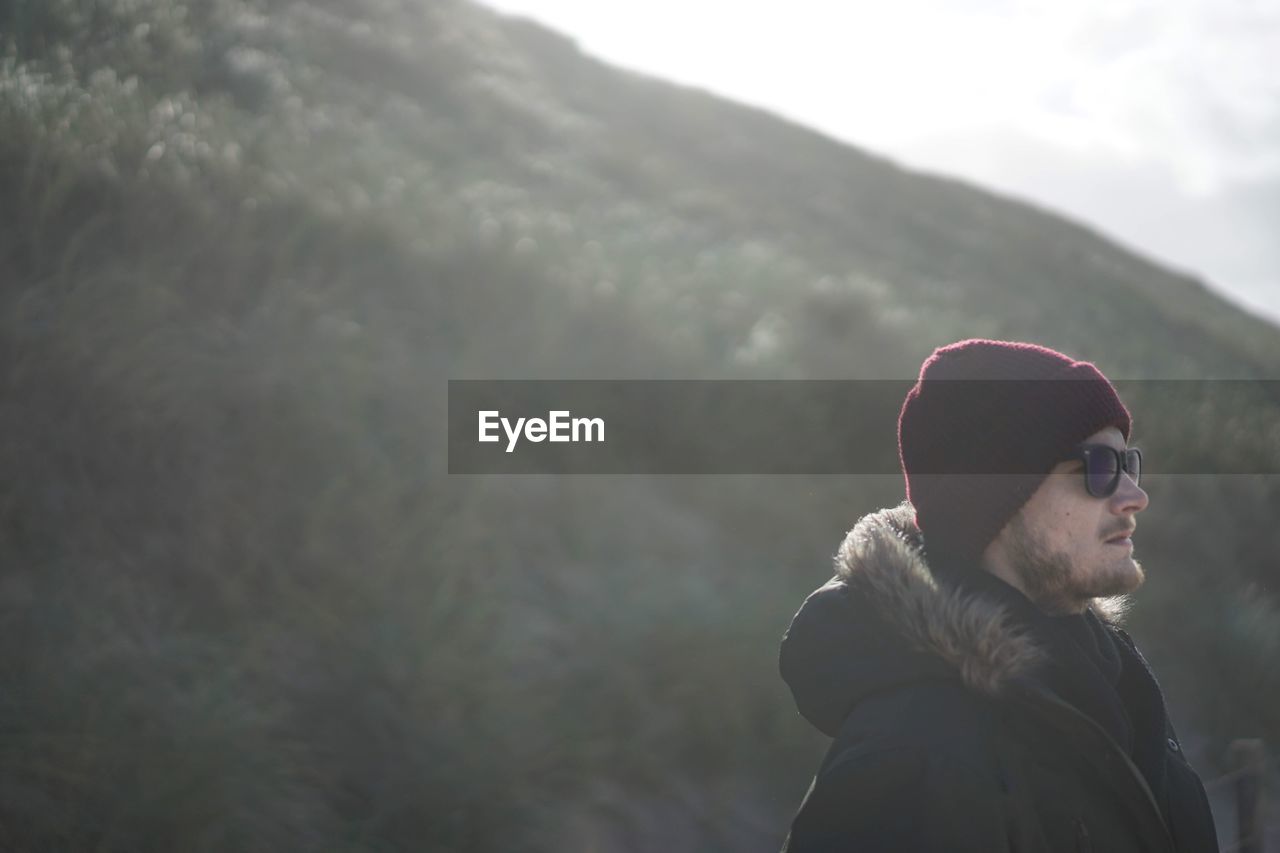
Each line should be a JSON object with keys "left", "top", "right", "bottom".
{"left": 1112, "top": 471, "right": 1148, "bottom": 514}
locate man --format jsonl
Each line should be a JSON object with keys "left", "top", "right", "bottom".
{"left": 779, "top": 339, "right": 1220, "bottom": 852}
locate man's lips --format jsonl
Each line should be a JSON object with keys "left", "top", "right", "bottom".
{"left": 1105, "top": 529, "right": 1136, "bottom": 545}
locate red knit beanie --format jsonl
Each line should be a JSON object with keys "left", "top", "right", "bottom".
{"left": 898, "top": 339, "right": 1132, "bottom": 571}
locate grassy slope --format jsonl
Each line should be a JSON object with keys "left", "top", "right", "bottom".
{"left": 1, "top": 0, "right": 1277, "bottom": 850}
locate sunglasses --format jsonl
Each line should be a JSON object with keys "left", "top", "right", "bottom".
{"left": 1065, "top": 444, "right": 1143, "bottom": 498}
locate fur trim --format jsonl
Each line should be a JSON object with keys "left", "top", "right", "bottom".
{"left": 835, "top": 502, "right": 1130, "bottom": 696}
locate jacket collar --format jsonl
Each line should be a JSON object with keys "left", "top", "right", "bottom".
{"left": 835, "top": 502, "right": 1131, "bottom": 696}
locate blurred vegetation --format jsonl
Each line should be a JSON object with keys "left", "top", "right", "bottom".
{"left": 0, "top": 0, "right": 1277, "bottom": 849}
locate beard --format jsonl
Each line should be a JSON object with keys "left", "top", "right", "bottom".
{"left": 1004, "top": 512, "right": 1145, "bottom": 615}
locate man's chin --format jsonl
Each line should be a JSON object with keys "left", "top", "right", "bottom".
{"left": 1101, "top": 557, "right": 1145, "bottom": 597}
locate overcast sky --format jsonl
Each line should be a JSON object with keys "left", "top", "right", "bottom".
{"left": 479, "top": 0, "right": 1280, "bottom": 326}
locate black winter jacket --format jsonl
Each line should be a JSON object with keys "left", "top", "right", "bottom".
{"left": 779, "top": 503, "right": 1220, "bottom": 852}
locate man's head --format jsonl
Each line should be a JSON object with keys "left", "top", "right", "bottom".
{"left": 897, "top": 339, "right": 1145, "bottom": 611}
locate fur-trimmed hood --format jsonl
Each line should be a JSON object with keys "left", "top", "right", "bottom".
{"left": 780, "top": 502, "right": 1130, "bottom": 737}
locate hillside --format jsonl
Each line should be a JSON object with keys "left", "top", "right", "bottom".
{"left": 1, "top": 0, "right": 1277, "bottom": 850}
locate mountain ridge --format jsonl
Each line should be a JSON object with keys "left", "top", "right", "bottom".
{"left": 487, "top": 7, "right": 1280, "bottom": 377}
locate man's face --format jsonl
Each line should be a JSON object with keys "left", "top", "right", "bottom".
{"left": 987, "top": 426, "right": 1149, "bottom": 615}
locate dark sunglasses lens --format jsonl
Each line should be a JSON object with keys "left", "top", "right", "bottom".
{"left": 1086, "top": 449, "right": 1120, "bottom": 497}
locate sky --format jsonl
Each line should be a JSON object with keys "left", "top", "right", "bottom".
{"left": 478, "top": 0, "right": 1280, "bottom": 326}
